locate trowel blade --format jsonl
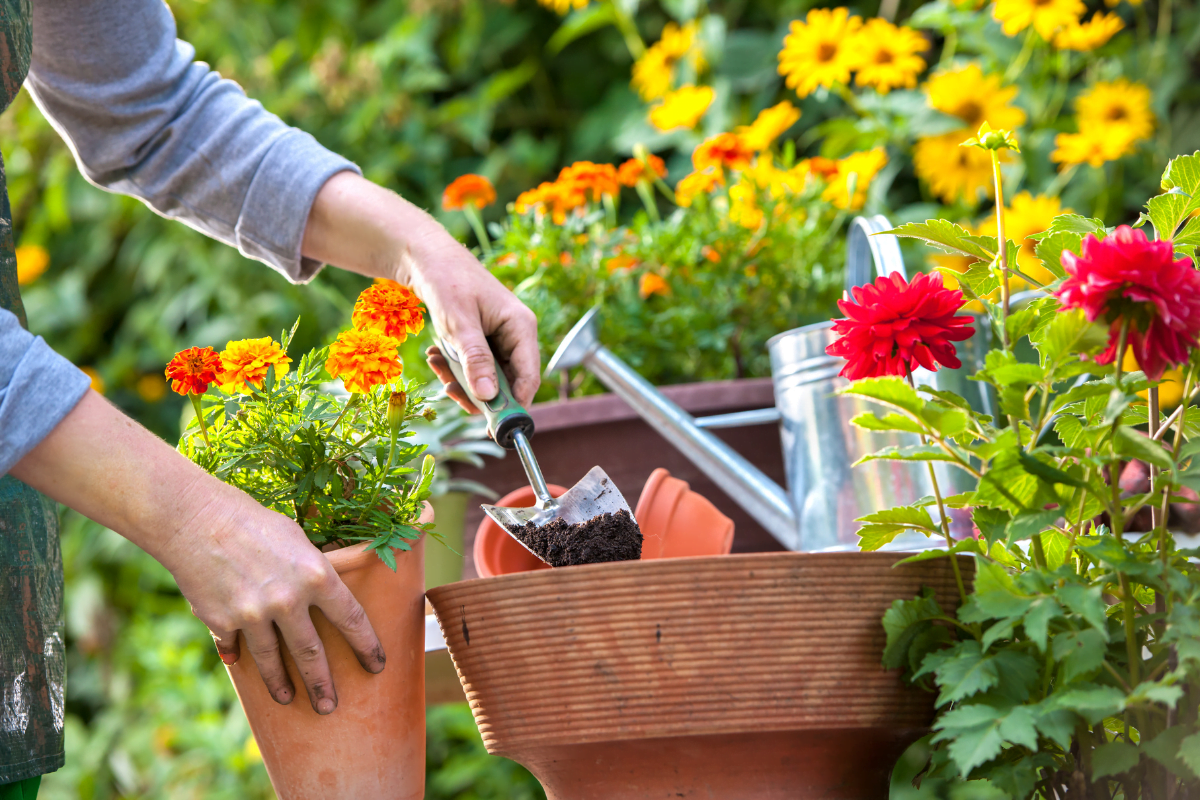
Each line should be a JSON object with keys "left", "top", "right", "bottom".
{"left": 481, "top": 466, "right": 635, "bottom": 563}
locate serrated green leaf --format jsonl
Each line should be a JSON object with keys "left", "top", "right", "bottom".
{"left": 1055, "top": 583, "right": 1109, "bottom": 634}
{"left": 882, "top": 588, "right": 944, "bottom": 670}
{"left": 1144, "top": 725, "right": 1193, "bottom": 781}
{"left": 1048, "top": 685, "right": 1126, "bottom": 723}
{"left": 887, "top": 220, "right": 998, "bottom": 261}
{"left": 1041, "top": 213, "right": 1106, "bottom": 237}
{"left": 1051, "top": 629, "right": 1107, "bottom": 682}
{"left": 1113, "top": 425, "right": 1173, "bottom": 469}
{"left": 849, "top": 411, "right": 925, "bottom": 434}
{"left": 1032, "top": 231, "right": 1081, "bottom": 280}
{"left": 855, "top": 445, "right": 959, "bottom": 465}
{"left": 932, "top": 703, "right": 1006, "bottom": 774}
{"left": 1018, "top": 451, "right": 1087, "bottom": 488}
{"left": 1005, "top": 509, "right": 1061, "bottom": 545}
{"left": 1031, "top": 308, "right": 1108, "bottom": 371}
{"left": 1177, "top": 731, "right": 1200, "bottom": 780}
{"left": 857, "top": 523, "right": 905, "bottom": 551}
{"left": 1092, "top": 741, "right": 1140, "bottom": 780}
{"left": 1154, "top": 152, "right": 1200, "bottom": 240}
{"left": 857, "top": 504, "right": 938, "bottom": 529}
{"left": 1023, "top": 597, "right": 1062, "bottom": 652}
{"left": 840, "top": 376, "right": 923, "bottom": 415}
{"left": 935, "top": 641, "right": 1001, "bottom": 705}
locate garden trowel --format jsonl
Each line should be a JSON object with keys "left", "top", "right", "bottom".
{"left": 435, "top": 338, "right": 634, "bottom": 565}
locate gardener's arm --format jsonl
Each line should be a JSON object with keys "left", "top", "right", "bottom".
{"left": 24, "top": 0, "right": 539, "bottom": 407}
{"left": 4, "top": 374, "right": 384, "bottom": 716}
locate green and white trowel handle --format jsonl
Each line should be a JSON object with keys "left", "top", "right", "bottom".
{"left": 435, "top": 338, "right": 554, "bottom": 508}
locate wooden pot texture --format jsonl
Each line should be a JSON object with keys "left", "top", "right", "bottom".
{"left": 451, "top": 378, "right": 787, "bottom": 578}
{"left": 427, "top": 551, "right": 969, "bottom": 800}
{"left": 225, "top": 505, "right": 431, "bottom": 800}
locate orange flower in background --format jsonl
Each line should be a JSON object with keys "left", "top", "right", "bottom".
{"left": 166, "top": 346, "right": 222, "bottom": 396}
{"left": 515, "top": 180, "right": 588, "bottom": 223}
{"left": 692, "top": 134, "right": 754, "bottom": 174}
{"left": 675, "top": 169, "right": 725, "bottom": 207}
{"left": 639, "top": 272, "right": 670, "bottom": 299}
{"left": 803, "top": 157, "right": 841, "bottom": 181}
{"left": 442, "top": 174, "right": 496, "bottom": 211}
{"left": 737, "top": 101, "right": 802, "bottom": 151}
{"left": 325, "top": 328, "right": 404, "bottom": 394}
{"left": 15, "top": 245, "right": 49, "bottom": 286}
{"left": 218, "top": 337, "right": 292, "bottom": 392}
{"left": 352, "top": 279, "right": 426, "bottom": 341}
{"left": 606, "top": 253, "right": 640, "bottom": 273}
{"left": 80, "top": 367, "right": 105, "bottom": 395}
{"left": 559, "top": 162, "right": 620, "bottom": 201}
{"left": 618, "top": 154, "right": 668, "bottom": 186}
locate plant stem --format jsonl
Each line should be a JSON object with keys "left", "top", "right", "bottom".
{"left": 329, "top": 393, "right": 359, "bottom": 436}
{"left": 938, "top": 26, "right": 958, "bottom": 68}
{"left": 463, "top": 205, "right": 494, "bottom": 259}
{"left": 1003, "top": 29, "right": 1037, "bottom": 83}
{"left": 1120, "top": 572, "right": 1140, "bottom": 686}
{"left": 1045, "top": 163, "right": 1079, "bottom": 199}
{"left": 1152, "top": 0, "right": 1173, "bottom": 75}
{"left": 991, "top": 149, "right": 1012, "bottom": 350}
{"left": 607, "top": 0, "right": 646, "bottom": 59}
{"left": 358, "top": 429, "right": 397, "bottom": 525}
{"left": 189, "top": 393, "right": 211, "bottom": 447}
{"left": 635, "top": 180, "right": 661, "bottom": 222}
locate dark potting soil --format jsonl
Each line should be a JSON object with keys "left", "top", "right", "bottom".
{"left": 508, "top": 509, "right": 643, "bottom": 567}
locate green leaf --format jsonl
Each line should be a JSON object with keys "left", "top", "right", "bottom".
{"left": 840, "top": 376, "right": 923, "bottom": 415}
{"left": 850, "top": 411, "right": 924, "bottom": 434}
{"left": 886, "top": 220, "right": 998, "bottom": 261}
{"left": 964, "top": 560, "right": 1032, "bottom": 620}
{"left": 1051, "top": 629, "right": 1107, "bottom": 682}
{"left": 856, "top": 445, "right": 959, "bottom": 466}
{"left": 857, "top": 523, "right": 906, "bottom": 551}
{"left": 546, "top": 3, "right": 618, "bottom": 54}
{"left": 1092, "top": 741, "right": 1140, "bottom": 780}
{"left": 1004, "top": 509, "right": 1062, "bottom": 545}
{"left": 935, "top": 641, "right": 1000, "bottom": 705}
{"left": 857, "top": 505, "right": 937, "bottom": 529}
{"left": 1113, "top": 426, "right": 1173, "bottom": 469}
{"left": 1143, "top": 725, "right": 1193, "bottom": 781}
{"left": 1018, "top": 451, "right": 1087, "bottom": 488}
{"left": 1048, "top": 685, "right": 1126, "bottom": 723}
{"left": 1030, "top": 308, "right": 1108, "bottom": 371}
{"left": 1177, "top": 731, "right": 1200, "bottom": 780}
{"left": 932, "top": 703, "right": 1006, "bottom": 774}
{"left": 948, "top": 780, "right": 1009, "bottom": 800}
{"left": 1153, "top": 152, "right": 1200, "bottom": 239}
{"left": 973, "top": 507, "right": 1012, "bottom": 548}
{"left": 1055, "top": 583, "right": 1109, "bottom": 634}
{"left": 1041, "top": 213, "right": 1106, "bottom": 237}
{"left": 980, "top": 618, "right": 1015, "bottom": 652}
{"left": 882, "top": 588, "right": 944, "bottom": 670}
{"left": 1023, "top": 597, "right": 1062, "bottom": 652}
{"left": 1031, "top": 231, "right": 1080, "bottom": 280}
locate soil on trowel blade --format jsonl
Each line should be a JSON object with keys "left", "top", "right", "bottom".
{"left": 508, "top": 508, "right": 643, "bottom": 567}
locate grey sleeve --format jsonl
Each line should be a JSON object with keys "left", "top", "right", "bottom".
{"left": 24, "top": 0, "right": 362, "bottom": 283}
{"left": 0, "top": 308, "right": 90, "bottom": 475}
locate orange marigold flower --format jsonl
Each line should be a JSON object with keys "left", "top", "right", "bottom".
{"left": 442, "top": 174, "right": 496, "bottom": 211}
{"left": 692, "top": 134, "right": 754, "bottom": 174}
{"left": 165, "top": 346, "right": 222, "bottom": 396}
{"left": 515, "top": 180, "right": 588, "bottom": 224}
{"left": 701, "top": 245, "right": 722, "bottom": 263}
{"left": 639, "top": 272, "right": 670, "bottom": 299}
{"left": 803, "top": 157, "right": 841, "bottom": 180}
{"left": 675, "top": 169, "right": 725, "bottom": 207}
{"left": 218, "top": 337, "right": 292, "bottom": 392}
{"left": 559, "top": 162, "right": 620, "bottom": 201}
{"left": 352, "top": 279, "right": 426, "bottom": 341}
{"left": 325, "top": 328, "right": 404, "bottom": 394}
{"left": 618, "top": 154, "right": 668, "bottom": 186}
{"left": 606, "top": 253, "right": 640, "bottom": 273}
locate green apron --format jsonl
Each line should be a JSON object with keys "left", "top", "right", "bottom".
{"left": 0, "top": 0, "right": 66, "bottom": 784}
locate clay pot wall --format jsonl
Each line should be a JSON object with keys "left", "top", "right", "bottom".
{"left": 451, "top": 378, "right": 787, "bottom": 578}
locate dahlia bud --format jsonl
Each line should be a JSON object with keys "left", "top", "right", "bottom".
{"left": 960, "top": 122, "right": 1020, "bottom": 153}
{"left": 388, "top": 391, "right": 407, "bottom": 437}
{"left": 422, "top": 406, "right": 438, "bottom": 422}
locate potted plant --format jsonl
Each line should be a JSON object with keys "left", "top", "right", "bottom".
{"left": 169, "top": 280, "right": 441, "bottom": 799}
{"left": 851, "top": 140, "right": 1200, "bottom": 796}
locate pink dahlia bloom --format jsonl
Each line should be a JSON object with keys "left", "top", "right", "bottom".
{"left": 826, "top": 271, "right": 975, "bottom": 380}
{"left": 1056, "top": 225, "right": 1200, "bottom": 381}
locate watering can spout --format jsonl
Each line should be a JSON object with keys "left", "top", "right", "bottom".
{"left": 546, "top": 308, "right": 800, "bottom": 550}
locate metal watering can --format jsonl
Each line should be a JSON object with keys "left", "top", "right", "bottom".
{"left": 545, "top": 216, "right": 992, "bottom": 552}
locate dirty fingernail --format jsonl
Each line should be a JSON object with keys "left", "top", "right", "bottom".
{"left": 316, "top": 697, "right": 336, "bottom": 715}
{"left": 219, "top": 652, "right": 238, "bottom": 666}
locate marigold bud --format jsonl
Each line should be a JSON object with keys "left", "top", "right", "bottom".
{"left": 422, "top": 406, "right": 438, "bottom": 422}
{"left": 388, "top": 391, "right": 407, "bottom": 437}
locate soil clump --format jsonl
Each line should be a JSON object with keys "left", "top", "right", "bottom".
{"left": 508, "top": 509, "right": 642, "bottom": 567}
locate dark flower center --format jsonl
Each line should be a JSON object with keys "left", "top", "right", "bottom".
{"left": 816, "top": 42, "right": 839, "bottom": 63}
{"left": 957, "top": 102, "right": 985, "bottom": 129}
{"left": 874, "top": 49, "right": 895, "bottom": 65}
{"left": 1106, "top": 105, "right": 1129, "bottom": 122}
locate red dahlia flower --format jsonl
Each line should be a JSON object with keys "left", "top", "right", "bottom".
{"left": 826, "top": 272, "right": 975, "bottom": 380}
{"left": 1055, "top": 225, "right": 1200, "bottom": 381}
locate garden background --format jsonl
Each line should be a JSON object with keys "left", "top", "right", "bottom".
{"left": 9, "top": 0, "right": 1200, "bottom": 794}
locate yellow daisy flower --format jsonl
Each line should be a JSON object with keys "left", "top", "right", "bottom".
{"left": 848, "top": 19, "right": 929, "bottom": 94}
{"left": 992, "top": 0, "right": 1085, "bottom": 40}
{"left": 926, "top": 64, "right": 1027, "bottom": 132}
{"left": 822, "top": 148, "right": 887, "bottom": 210}
{"left": 631, "top": 21, "right": 701, "bottom": 101}
{"left": 913, "top": 131, "right": 1002, "bottom": 205}
{"left": 1076, "top": 79, "right": 1154, "bottom": 143}
{"left": 1053, "top": 11, "right": 1124, "bottom": 50}
{"left": 1050, "top": 130, "right": 1133, "bottom": 169}
{"left": 649, "top": 85, "right": 716, "bottom": 132}
{"left": 978, "top": 192, "right": 1069, "bottom": 286}
{"left": 777, "top": 8, "right": 862, "bottom": 98}
{"left": 736, "top": 101, "right": 802, "bottom": 151}
{"left": 537, "top": 0, "right": 588, "bottom": 15}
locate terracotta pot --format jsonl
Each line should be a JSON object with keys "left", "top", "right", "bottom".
{"left": 226, "top": 505, "right": 431, "bottom": 800}
{"left": 452, "top": 378, "right": 787, "bottom": 578}
{"left": 428, "top": 551, "right": 970, "bottom": 800}
{"left": 473, "top": 469, "right": 734, "bottom": 577}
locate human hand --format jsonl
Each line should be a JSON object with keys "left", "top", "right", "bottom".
{"left": 12, "top": 391, "right": 384, "bottom": 715}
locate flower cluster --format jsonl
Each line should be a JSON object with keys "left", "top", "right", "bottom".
{"left": 1051, "top": 80, "right": 1154, "bottom": 170}
{"left": 631, "top": 21, "right": 703, "bottom": 102}
{"left": 326, "top": 279, "right": 424, "bottom": 394}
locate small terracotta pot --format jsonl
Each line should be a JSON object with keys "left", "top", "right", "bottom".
{"left": 473, "top": 469, "right": 735, "bottom": 577}
{"left": 226, "top": 504, "right": 431, "bottom": 800}
{"left": 428, "top": 551, "right": 970, "bottom": 800}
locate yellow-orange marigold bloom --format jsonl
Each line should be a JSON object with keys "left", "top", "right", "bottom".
{"left": 559, "top": 162, "right": 620, "bottom": 201}
{"left": 649, "top": 85, "right": 715, "bottom": 132}
{"left": 352, "top": 279, "right": 425, "bottom": 341}
{"left": 165, "top": 346, "right": 222, "bottom": 396}
{"left": 15, "top": 245, "right": 49, "bottom": 286}
{"left": 674, "top": 169, "right": 724, "bottom": 207}
{"left": 777, "top": 8, "right": 862, "bottom": 98}
{"left": 822, "top": 148, "right": 887, "bottom": 210}
{"left": 693, "top": 133, "right": 754, "bottom": 174}
{"left": 1053, "top": 11, "right": 1123, "bottom": 50}
{"left": 639, "top": 272, "right": 670, "bottom": 299}
{"left": 515, "top": 180, "right": 588, "bottom": 224}
{"left": 618, "top": 154, "right": 668, "bottom": 186}
{"left": 736, "top": 101, "right": 801, "bottom": 151}
{"left": 993, "top": 0, "right": 1084, "bottom": 40}
{"left": 325, "top": 328, "right": 403, "bottom": 394}
{"left": 218, "top": 337, "right": 292, "bottom": 392}
{"left": 848, "top": 19, "right": 929, "bottom": 94}
{"left": 442, "top": 174, "right": 496, "bottom": 211}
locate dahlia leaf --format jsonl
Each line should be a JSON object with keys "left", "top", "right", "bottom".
{"left": 857, "top": 504, "right": 938, "bottom": 531}
{"left": 857, "top": 523, "right": 906, "bottom": 551}
{"left": 1031, "top": 231, "right": 1080, "bottom": 280}
{"left": 1113, "top": 425, "right": 1173, "bottom": 470}
{"left": 1029, "top": 214, "right": 1106, "bottom": 239}
{"left": 886, "top": 220, "right": 997, "bottom": 262}
{"left": 850, "top": 411, "right": 925, "bottom": 434}
{"left": 881, "top": 587, "right": 944, "bottom": 671}
{"left": 1159, "top": 151, "right": 1200, "bottom": 219}
{"left": 1148, "top": 191, "right": 1190, "bottom": 242}
{"left": 855, "top": 445, "right": 959, "bottom": 466}
{"left": 841, "top": 375, "right": 924, "bottom": 416}
{"left": 1173, "top": 214, "right": 1200, "bottom": 259}
{"left": 1030, "top": 308, "right": 1107, "bottom": 372}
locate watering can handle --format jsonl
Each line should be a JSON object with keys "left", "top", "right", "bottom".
{"left": 845, "top": 215, "right": 906, "bottom": 293}
{"left": 436, "top": 337, "right": 535, "bottom": 450}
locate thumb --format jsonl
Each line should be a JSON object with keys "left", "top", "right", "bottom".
{"left": 453, "top": 328, "right": 498, "bottom": 402}
{"left": 211, "top": 626, "right": 241, "bottom": 667}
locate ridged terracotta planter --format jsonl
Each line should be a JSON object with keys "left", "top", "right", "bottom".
{"left": 427, "top": 551, "right": 969, "bottom": 799}
{"left": 226, "top": 505, "right": 431, "bottom": 800}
